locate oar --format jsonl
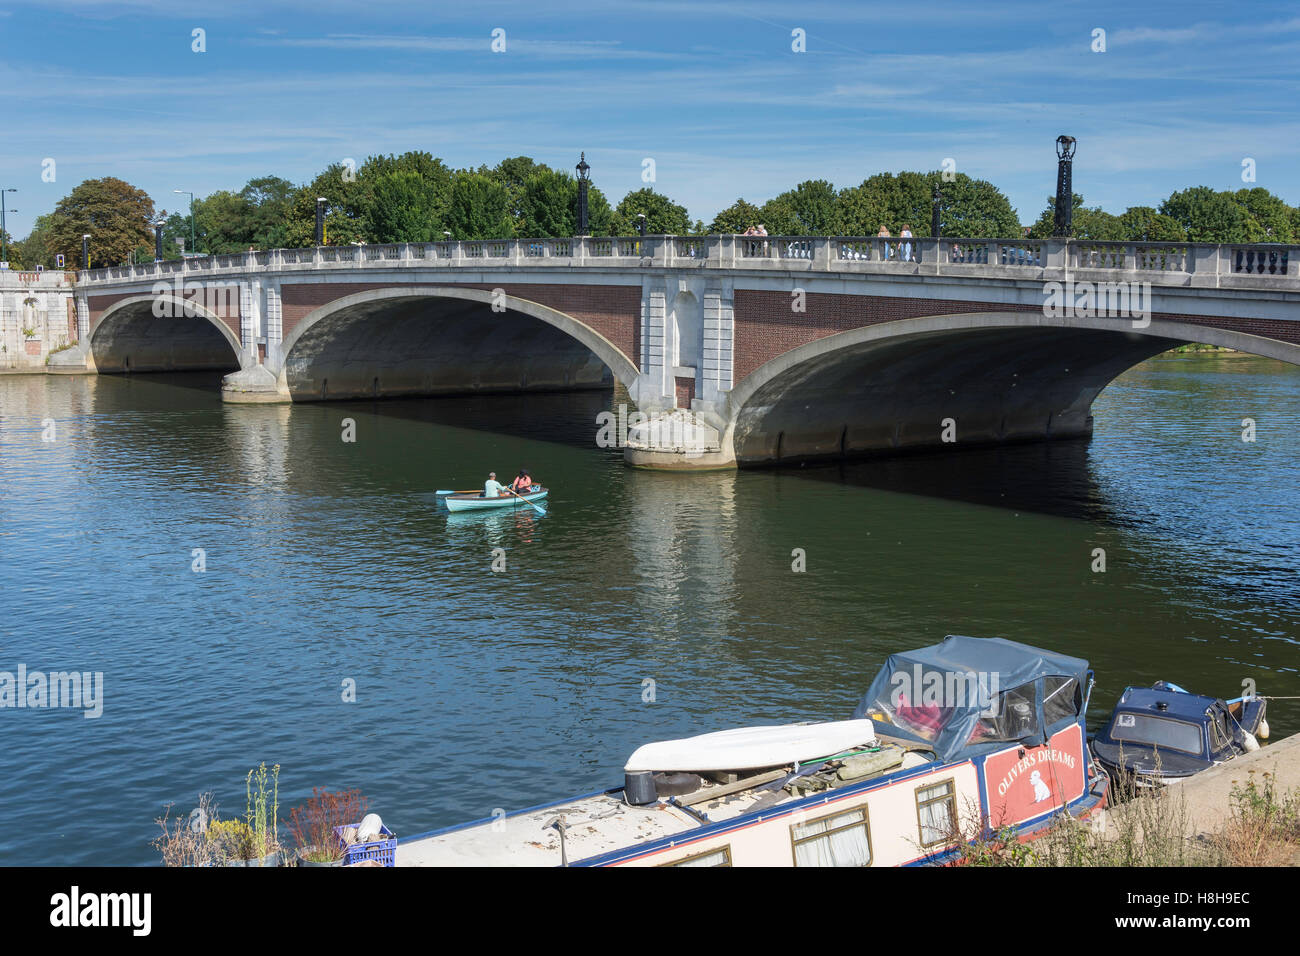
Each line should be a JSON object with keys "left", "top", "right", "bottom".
{"left": 505, "top": 486, "right": 547, "bottom": 515}
{"left": 436, "top": 489, "right": 479, "bottom": 496}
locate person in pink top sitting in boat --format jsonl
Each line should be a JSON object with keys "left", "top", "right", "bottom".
{"left": 509, "top": 468, "right": 537, "bottom": 494}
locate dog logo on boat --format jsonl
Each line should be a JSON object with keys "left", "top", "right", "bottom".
{"left": 1029, "top": 770, "right": 1052, "bottom": 803}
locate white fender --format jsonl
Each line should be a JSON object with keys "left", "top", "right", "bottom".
{"left": 1242, "top": 731, "right": 1260, "bottom": 752}
{"left": 1257, "top": 718, "right": 1270, "bottom": 740}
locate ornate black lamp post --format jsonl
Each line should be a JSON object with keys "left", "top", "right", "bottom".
{"left": 154, "top": 220, "right": 165, "bottom": 261}
{"left": 636, "top": 213, "right": 647, "bottom": 237}
{"left": 575, "top": 153, "right": 590, "bottom": 236}
{"left": 1053, "top": 135, "right": 1076, "bottom": 238}
{"left": 82, "top": 234, "right": 91, "bottom": 270}
{"left": 931, "top": 185, "right": 941, "bottom": 239}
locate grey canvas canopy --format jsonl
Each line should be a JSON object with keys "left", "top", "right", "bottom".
{"left": 851, "top": 635, "right": 1090, "bottom": 763}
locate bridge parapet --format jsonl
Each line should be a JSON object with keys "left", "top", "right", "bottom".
{"left": 76, "top": 235, "right": 1300, "bottom": 291}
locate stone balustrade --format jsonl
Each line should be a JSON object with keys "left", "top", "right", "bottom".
{"left": 74, "top": 236, "right": 1300, "bottom": 290}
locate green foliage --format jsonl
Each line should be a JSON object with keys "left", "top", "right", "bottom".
{"left": 240, "top": 175, "right": 296, "bottom": 249}
{"left": 445, "top": 171, "right": 513, "bottom": 239}
{"left": 1, "top": 230, "right": 22, "bottom": 268}
{"left": 841, "top": 171, "right": 1019, "bottom": 238}
{"left": 611, "top": 187, "right": 691, "bottom": 235}
{"left": 1232, "top": 188, "right": 1294, "bottom": 242}
{"left": 1118, "top": 206, "right": 1187, "bottom": 242}
{"left": 519, "top": 168, "right": 612, "bottom": 237}
{"left": 48, "top": 177, "right": 155, "bottom": 268}
{"left": 245, "top": 762, "right": 280, "bottom": 858}
{"left": 1160, "top": 186, "right": 1251, "bottom": 242}
{"left": 760, "top": 179, "right": 842, "bottom": 235}
{"left": 709, "top": 198, "right": 763, "bottom": 234}
{"left": 206, "top": 818, "right": 256, "bottom": 862}
{"left": 367, "top": 170, "right": 446, "bottom": 243}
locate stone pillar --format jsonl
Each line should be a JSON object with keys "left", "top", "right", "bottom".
{"left": 239, "top": 281, "right": 259, "bottom": 359}
{"left": 76, "top": 293, "right": 89, "bottom": 341}
{"left": 701, "top": 285, "right": 734, "bottom": 403}
{"left": 640, "top": 280, "right": 669, "bottom": 410}
{"left": 263, "top": 282, "right": 283, "bottom": 370}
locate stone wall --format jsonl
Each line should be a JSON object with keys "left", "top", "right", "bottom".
{"left": 0, "top": 271, "right": 76, "bottom": 370}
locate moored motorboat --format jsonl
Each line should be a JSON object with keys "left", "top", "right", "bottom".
{"left": 442, "top": 487, "right": 548, "bottom": 513}
{"left": 396, "top": 635, "right": 1109, "bottom": 867}
{"left": 1090, "top": 681, "right": 1268, "bottom": 788}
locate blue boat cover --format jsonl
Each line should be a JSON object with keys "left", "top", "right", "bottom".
{"left": 851, "top": 635, "right": 1089, "bottom": 763}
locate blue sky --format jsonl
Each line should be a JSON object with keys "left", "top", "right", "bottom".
{"left": 1, "top": 0, "right": 1297, "bottom": 237}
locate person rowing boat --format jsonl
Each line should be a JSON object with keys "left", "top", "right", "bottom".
{"left": 509, "top": 468, "right": 538, "bottom": 494}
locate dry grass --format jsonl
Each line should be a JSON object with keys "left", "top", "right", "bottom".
{"left": 1214, "top": 770, "right": 1300, "bottom": 866}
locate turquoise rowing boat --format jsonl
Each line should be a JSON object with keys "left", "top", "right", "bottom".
{"left": 443, "top": 487, "right": 549, "bottom": 513}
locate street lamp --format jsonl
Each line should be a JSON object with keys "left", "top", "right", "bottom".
{"left": 636, "top": 213, "right": 647, "bottom": 237}
{"left": 0, "top": 188, "right": 16, "bottom": 266}
{"left": 315, "top": 197, "right": 328, "bottom": 246}
{"left": 173, "top": 189, "right": 196, "bottom": 254}
{"left": 575, "top": 152, "right": 590, "bottom": 237}
{"left": 1053, "top": 135, "right": 1076, "bottom": 238}
{"left": 82, "top": 234, "right": 91, "bottom": 270}
{"left": 154, "top": 218, "right": 166, "bottom": 262}
{"left": 931, "top": 185, "right": 941, "bottom": 239}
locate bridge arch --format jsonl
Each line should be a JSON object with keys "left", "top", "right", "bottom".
{"left": 89, "top": 293, "right": 244, "bottom": 373}
{"left": 723, "top": 311, "right": 1300, "bottom": 465}
{"left": 277, "top": 285, "right": 640, "bottom": 401}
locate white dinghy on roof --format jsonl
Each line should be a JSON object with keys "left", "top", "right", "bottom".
{"left": 624, "top": 720, "right": 877, "bottom": 774}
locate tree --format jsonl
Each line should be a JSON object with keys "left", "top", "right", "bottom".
{"left": 1118, "top": 206, "right": 1187, "bottom": 242}
{"left": 1, "top": 230, "right": 22, "bottom": 268}
{"left": 1026, "top": 193, "right": 1123, "bottom": 240}
{"left": 357, "top": 151, "right": 452, "bottom": 240}
{"left": 48, "top": 177, "right": 154, "bottom": 268}
{"left": 284, "top": 163, "right": 367, "bottom": 247}
{"left": 611, "top": 187, "right": 691, "bottom": 235}
{"left": 367, "top": 170, "right": 446, "bottom": 243}
{"left": 490, "top": 156, "right": 550, "bottom": 229}
{"left": 519, "top": 168, "right": 612, "bottom": 237}
{"left": 763, "top": 180, "right": 841, "bottom": 235}
{"left": 445, "top": 171, "right": 513, "bottom": 239}
{"left": 1231, "top": 188, "right": 1294, "bottom": 242}
{"left": 1159, "top": 186, "right": 1251, "bottom": 243}
{"left": 240, "top": 175, "right": 296, "bottom": 249}
{"left": 709, "top": 198, "right": 763, "bottom": 234}
{"left": 840, "top": 171, "right": 1019, "bottom": 238}
{"left": 193, "top": 190, "right": 256, "bottom": 254}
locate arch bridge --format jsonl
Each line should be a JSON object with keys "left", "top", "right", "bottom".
{"left": 57, "top": 234, "right": 1300, "bottom": 468}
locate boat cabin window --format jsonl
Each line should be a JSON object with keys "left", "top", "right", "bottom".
{"left": 1043, "top": 676, "right": 1081, "bottom": 725}
{"left": 1110, "top": 713, "right": 1203, "bottom": 755}
{"left": 915, "top": 779, "right": 957, "bottom": 848}
{"left": 660, "top": 845, "right": 732, "bottom": 867}
{"left": 967, "top": 683, "right": 1037, "bottom": 744}
{"left": 790, "top": 806, "right": 872, "bottom": 867}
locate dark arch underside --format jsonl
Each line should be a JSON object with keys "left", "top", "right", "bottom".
{"left": 732, "top": 326, "right": 1183, "bottom": 465}
{"left": 91, "top": 304, "right": 240, "bottom": 373}
{"left": 283, "top": 296, "right": 613, "bottom": 401}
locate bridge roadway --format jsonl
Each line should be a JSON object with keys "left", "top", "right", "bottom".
{"left": 54, "top": 234, "right": 1300, "bottom": 469}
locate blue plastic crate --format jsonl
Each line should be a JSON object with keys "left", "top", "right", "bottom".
{"left": 335, "top": 824, "right": 396, "bottom": 867}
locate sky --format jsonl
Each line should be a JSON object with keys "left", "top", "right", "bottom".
{"left": 0, "top": 0, "right": 1297, "bottom": 238}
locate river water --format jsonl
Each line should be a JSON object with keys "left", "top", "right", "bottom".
{"left": 0, "top": 353, "right": 1296, "bottom": 865}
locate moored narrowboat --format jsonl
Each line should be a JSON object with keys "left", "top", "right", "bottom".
{"left": 397, "top": 636, "right": 1109, "bottom": 867}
